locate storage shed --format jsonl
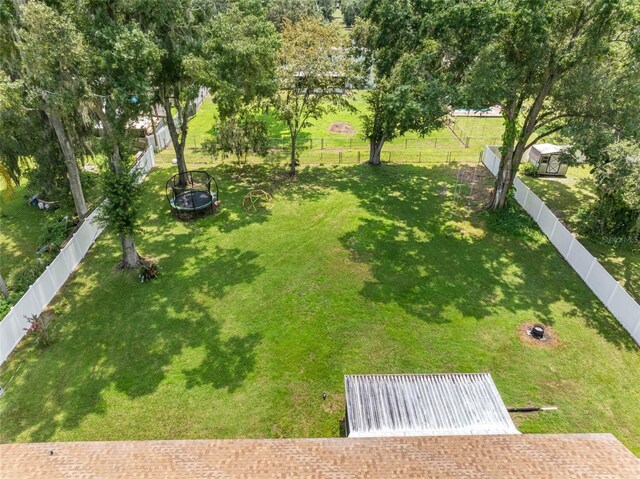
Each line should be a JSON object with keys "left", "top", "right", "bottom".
{"left": 344, "top": 373, "right": 519, "bottom": 438}
{"left": 528, "top": 144, "right": 570, "bottom": 176}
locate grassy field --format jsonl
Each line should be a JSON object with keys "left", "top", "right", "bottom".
{"left": 521, "top": 164, "right": 639, "bottom": 302}
{"left": 183, "top": 92, "right": 500, "bottom": 166}
{"left": 0, "top": 161, "right": 638, "bottom": 454}
{"left": 0, "top": 186, "right": 45, "bottom": 277}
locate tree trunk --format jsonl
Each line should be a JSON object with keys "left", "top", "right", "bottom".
{"left": 488, "top": 69, "right": 556, "bottom": 210}
{"left": 368, "top": 137, "right": 385, "bottom": 166}
{"left": 487, "top": 140, "right": 527, "bottom": 210}
{"left": 162, "top": 96, "right": 188, "bottom": 186}
{"left": 46, "top": 111, "right": 88, "bottom": 221}
{"left": 289, "top": 133, "right": 297, "bottom": 177}
{"left": 149, "top": 108, "right": 159, "bottom": 152}
{"left": 111, "top": 142, "right": 141, "bottom": 269}
{"left": 0, "top": 273, "right": 8, "bottom": 297}
{"left": 120, "top": 235, "right": 141, "bottom": 269}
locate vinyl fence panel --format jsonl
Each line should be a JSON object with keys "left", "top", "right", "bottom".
{"left": 482, "top": 146, "right": 640, "bottom": 345}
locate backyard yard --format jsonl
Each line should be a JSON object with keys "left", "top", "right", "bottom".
{"left": 1, "top": 161, "right": 638, "bottom": 453}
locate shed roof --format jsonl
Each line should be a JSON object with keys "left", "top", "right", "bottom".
{"left": 345, "top": 373, "right": 519, "bottom": 437}
{"left": 531, "top": 143, "right": 565, "bottom": 155}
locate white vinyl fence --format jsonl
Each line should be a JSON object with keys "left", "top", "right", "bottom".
{"left": 482, "top": 146, "right": 640, "bottom": 344}
{"left": 0, "top": 147, "right": 156, "bottom": 365}
{"left": 145, "top": 87, "right": 209, "bottom": 151}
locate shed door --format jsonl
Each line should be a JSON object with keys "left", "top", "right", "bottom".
{"left": 546, "top": 154, "right": 562, "bottom": 174}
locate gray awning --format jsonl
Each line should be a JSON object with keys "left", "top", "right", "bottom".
{"left": 345, "top": 373, "right": 519, "bottom": 437}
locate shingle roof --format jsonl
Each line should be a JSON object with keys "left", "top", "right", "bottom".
{"left": 345, "top": 373, "right": 519, "bottom": 437}
{"left": 1, "top": 434, "right": 638, "bottom": 479}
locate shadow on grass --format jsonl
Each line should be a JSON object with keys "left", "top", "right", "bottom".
{"left": 0, "top": 225, "right": 265, "bottom": 442}
{"left": 1, "top": 160, "right": 636, "bottom": 442}
{"left": 282, "top": 163, "right": 637, "bottom": 349}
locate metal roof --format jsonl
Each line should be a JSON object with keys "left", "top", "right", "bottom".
{"left": 344, "top": 373, "right": 519, "bottom": 437}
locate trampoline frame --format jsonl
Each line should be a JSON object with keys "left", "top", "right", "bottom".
{"left": 165, "top": 170, "right": 219, "bottom": 219}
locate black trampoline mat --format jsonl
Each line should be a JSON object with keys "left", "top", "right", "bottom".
{"left": 172, "top": 191, "right": 213, "bottom": 211}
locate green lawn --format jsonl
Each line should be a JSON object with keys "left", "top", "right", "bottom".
{"left": 0, "top": 186, "right": 44, "bottom": 277}
{"left": 184, "top": 93, "right": 501, "bottom": 166}
{"left": 521, "top": 164, "right": 639, "bottom": 302}
{"left": 1, "top": 162, "right": 638, "bottom": 454}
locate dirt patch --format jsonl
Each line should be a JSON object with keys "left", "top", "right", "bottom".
{"left": 453, "top": 165, "right": 494, "bottom": 207}
{"left": 517, "top": 322, "right": 562, "bottom": 349}
{"left": 329, "top": 122, "right": 355, "bottom": 134}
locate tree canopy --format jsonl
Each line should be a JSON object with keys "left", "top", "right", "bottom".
{"left": 458, "top": 0, "right": 636, "bottom": 209}
{"left": 273, "top": 17, "right": 355, "bottom": 176}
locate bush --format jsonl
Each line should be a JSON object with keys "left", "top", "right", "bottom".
{"left": 23, "top": 314, "right": 56, "bottom": 348}
{"left": 7, "top": 257, "right": 47, "bottom": 294}
{"left": 574, "top": 198, "right": 639, "bottom": 247}
{"left": 521, "top": 162, "right": 538, "bottom": 177}
{"left": 139, "top": 261, "right": 159, "bottom": 283}
{"left": 38, "top": 216, "right": 72, "bottom": 252}
{"left": 0, "top": 296, "right": 11, "bottom": 318}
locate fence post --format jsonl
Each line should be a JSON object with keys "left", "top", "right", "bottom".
{"left": 405, "top": 138, "right": 408, "bottom": 149}
{"left": 339, "top": 151, "right": 342, "bottom": 164}
{"left": 388, "top": 151, "right": 392, "bottom": 163}
{"left": 434, "top": 138, "right": 438, "bottom": 149}
{"left": 321, "top": 138, "right": 324, "bottom": 150}
{"left": 357, "top": 151, "right": 361, "bottom": 163}
{"left": 310, "top": 138, "right": 313, "bottom": 149}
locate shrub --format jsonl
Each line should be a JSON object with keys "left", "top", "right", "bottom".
{"left": 139, "top": 261, "right": 159, "bottom": 283}
{"left": 574, "top": 198, "right": 639, "bottom": 247}
{"left": 0, "top": 296, "right": 11, "bottom": 318}
{"left": 521, "top": 162, "right": 538, "bottom": 177}
{"left": 7, "top": 257, "right": 47, "bottom": 294}
{"left": 24, "top": 314, "right": 56, "bottom": 348}
{"left": 38, "top": 216, "right": 71, "bottom": 252}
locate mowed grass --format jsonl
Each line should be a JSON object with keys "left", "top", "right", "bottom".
{"left": 0, "top": 162, "right": 638, "bottom": 454}
{"left": 184, "top": 93, "right": 501, "bottom": 166}
{"left": 0, "top": 186, "right": 44, "bottom": 277}
{"left": 522, "top": 164, "right": 639, "bottom": 302}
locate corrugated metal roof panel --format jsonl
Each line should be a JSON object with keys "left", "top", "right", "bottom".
{"left": 345, "top": 373, "right": 519, "bottom": 437}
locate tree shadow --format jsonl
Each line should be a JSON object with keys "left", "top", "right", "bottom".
{"left": 183, "top": 331, "right": 261, "bottom": 392}
{"left": 0, "top": 230, "right": 264, "bottom": 442}
{"left": 291, "top": 163, "right": 637, "bottom": 349}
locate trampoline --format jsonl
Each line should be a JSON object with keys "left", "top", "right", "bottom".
{"left": 165, "top": 170, "right": 219, "bottom": 219}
